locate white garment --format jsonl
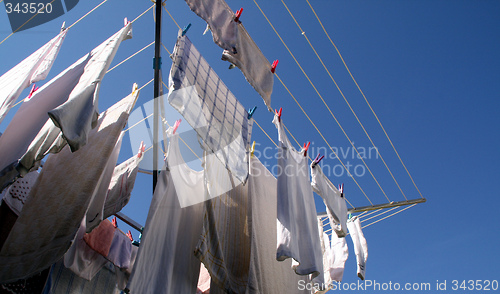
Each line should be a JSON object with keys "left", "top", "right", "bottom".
{"left": 64, "top": 219, "right": 109, "bottom": 280}
{"left": 168, "top": 35, "right": 253, "bottom": 185}
{"left": 86, "top": 132, "right": 124, "bottom": 232}
{"left": 0, "top": 30, "right": 67, "bottom": 125}
{"left": 246, "top": 156, "right": 308, "bottom": 293}
{"left": 347, "top": 216, "right": 368, "bottom": 280}
{"left": 0, "top": 91, "right": 137, "bottom": 283}
{"left": 310, "top": 219, "right": 331, "bottom": 293}
{"left": 273, "top": 114, "right": 324, "bottom": 282}
{"left": 0, "top": 170, "right": 39, "bottom": 215}
{"left": 107, "top": 230, "right": 132, "bottom": 269}
{"left": 222, "top": 24, "right": 274, "bottom": 111}
{"left": 0, "top": 24, "right": 132, "bottom": 192}
{"left": 102, "top": 153, "right": 142, "bottom": 219}
{"left": 128, "top": 132, "right": 204, "bottom": 294}
{"left": 184, "top": 0, "right": 238, "bottom": 51}
{"left": 311, "top": 164, "right": 348, "bottom": 237}
{"left": 330, "top": 226, "right": 348, "bottom": 282}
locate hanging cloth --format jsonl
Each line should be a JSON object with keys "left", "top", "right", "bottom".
{"left": 311, "top": 163, "right": 348, "bottom": 237}
{"left": 222, "top": 24, "right": 274, "bottom": 111}
{"left": 128, "top": 129, "right": 204, "bottom": 293}
{"left": 330, "top": 224, "right": 348, "bottom": 282}
{"left": 0, "top": 29, "right": 67, "bottom": 125}
{"left": 183, "top": 0, "right": 238, "bottom": 51}
{"left": 168, "top": 35, "right": 253, "bottom": 185}
{"left": 273, "top": 114, "right": 324, "bottom": 282}
{"left": 0, "top": 24, "right": 132, "bottom": 192}
{"left": 347, "top": 216, "right": 368, "bottom": 280}
{"left": 0, "top": 91, "right": 137, "bottom": 283}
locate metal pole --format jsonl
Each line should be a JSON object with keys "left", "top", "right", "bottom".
{"left": 318, "top": 197, "right": 427, "bottom": 217}
{"left": 153, "top": 0, "right": 163, "bottom": 192}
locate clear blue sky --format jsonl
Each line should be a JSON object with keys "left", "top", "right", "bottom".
{"left": 1, "top": 0, "right": 499, "bottom": 292}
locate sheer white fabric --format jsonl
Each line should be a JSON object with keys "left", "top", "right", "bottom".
{"left": 347, "top": 216, "right": 368, "bottom": 280}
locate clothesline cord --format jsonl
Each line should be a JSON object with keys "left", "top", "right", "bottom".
{"left": 107, "top": 41, "right": 155, "bottom": 74}
{"left": 67, "top": 0, "right": 109, "bottom": 30}
{"left": 361, "top": 206, "right": 399, "bottom": 224}
{"left": 305, "top": 0, "right": 423, "bottom": 199}
{"left": 254, "top": 0, "right": 389, "bottom": 204}
{"left": 281, "top": 0, "right": 407, "bottom": 201}
{"left": 164, "top": 6, "right": 181, "bottom": 30}
{"left": 361, "top": 204, "right": 417, "bottom": 229}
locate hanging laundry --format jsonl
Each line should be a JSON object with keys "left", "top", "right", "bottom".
{"left": 64, "top": 219, "right": 109, "bottom": 281}
{"left": 86, "top": 132, "right": 124, "bottom": 232}
{"left": 128, "top": 129, "right": 204, "bottom": 294}
{"left": 222, "top": 24, "right": 274, "bottom": 111}
{"left": 0, "top": 29, "right": 67, "bottom": 125}
{"left": 0, "top": 24, "right": 133, "bottom": 192}
{"left": 0, "top": 267, "right": 51, "bottom": 294}
{"left": 45, "top": 260, "right": 121, "bottom": 294}
{"left": 83, "top": 219, "right": 117, "bottom": 258}
{"left": 0, "top": 170, "right": 39, "bottom": 216}
{"left": 330, "top": 224, "right": 348, "bottom": 282}
{"left": 0, "top": 90, "right": 137, "bottom": 283}
{"left": 347, "top": 216, "right": 368, "bottom": 280}
{"left": 102, "top": 152, "right": 143, "bottom": 220}
{"left": 183, "top": 0, "right": 238, "bottom": 51}
{"left": 311, "top": 163, "right": 348, "bottom": 237}
{"left": 106, "top": 229, "right": 133, "bottom": 269}
{"left": 196, "top": 263, "right": 211, "bottom": 294}
{"left": 310, "top": 219, "right": 332, "bottom": 293}
{"left": 273, "top": 114, "right": 324, "bottom": 282}
{"left": 168, "top": 35, "right": 253, "bottom": 184}
{"left": 246, "top": 156, "right": 309, "bottom": 293}
{"left": 115, "top": 245, "right": 138, "bottom": 291}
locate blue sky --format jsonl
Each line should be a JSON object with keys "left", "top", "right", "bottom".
{"left": 1, "top": 0, "right": 499, "bottom": 292}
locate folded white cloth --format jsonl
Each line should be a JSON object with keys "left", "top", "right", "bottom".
{"left": 0, "top": 30, "right": 67, "bottom": 125}
{"left": 347, "top": 216, "right": 368, "bottom": 280}
{"left": 0, "top": 91, "right": 137, "bottom": 283}
{"left": 222, "top": 24, "right": 273, "bottom": 111}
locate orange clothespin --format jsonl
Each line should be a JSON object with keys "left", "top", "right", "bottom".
{"left": 173, "top": 119, "right": 181, "bottom": 134}
{"left": 303, "top": 141, "right": 311, "bottom": 157}
{"left": 275, "top": 107, "right": 282, "bottom": 122}
{"left": 137, "top": 141, "right": 145, "bottom": 159}
{"left": 271, "top": 60, "right": 279, "bottom": 73}
{"left": 111, "top": 216, "right": 118, "bottom": 228}
{"left": 26, "top": 84, "right": 38, "bottom": 100}
{"left": 234, "top": 8, "right": 243, "bottom": 22}
{"left": 250, "top": 141, "right": 256, "bottom": 157}
{"left": 126, "top": 230, "right": 134, "bottom": 242}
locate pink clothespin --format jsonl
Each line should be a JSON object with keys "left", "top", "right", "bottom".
{"left": 124, "top": 17, "right": 131, "bottom": 26}
{"left": 338, "top": 183, "right": 344, "bottom": 197}
{"left": 26, "top": 84, "right": 38, "bottom": 100}
{"left": 271, "top": 60, "right": 279, "bottom": 73}
{"left": 137, "top": 141, "right": 145, "bottom": 159}
{"left": 275, "top": 107, "right": 282, "bottom": 122}
{"left": 303, "top": 141, "right": 311, "bottom": 157}
{"left": 126, "top": 230, "right": 134, "bottom": 242}
{"left": 173, "top": 119, "right": 181, "bottom": 134}
{"left": 312, "top": 154, "right": 324, "bottom": 167}
{"left": 111, "top": 216, "right": 118, "bottom": 228}
{"left": 234, "top": 8, "right": 243, "bottom": 22}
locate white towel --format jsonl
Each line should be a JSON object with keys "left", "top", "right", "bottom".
{"left": 222, "top": 24, "right": 274, "bottom": 111}
{"left": 168, "top": 35, "right": 253, "bottom": 184}
{"left": 311, "top": 163, "right": 348, "bottom": 237}
{"left": 184, "top": 0, "right": 238, "bottom": 51}
{"left": 274, "top": 114, "right": 324, "bottom": 282}
{"left": 0, "top": 30, "right": 67, "bottom": 125}
{"left": 0, "top": 24, "right": 132, "bottom": 192}
{"left": 347, "top": 216, "right": 368, "bottom": 280}
{"left": 0, "top": 91, "right": 137, "bottom": 283}
{"left": 330, "top": 227, "right": 348, "bottom": 282}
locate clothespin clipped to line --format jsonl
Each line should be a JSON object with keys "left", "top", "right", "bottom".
{"left": 303, "top": 141, "right": 311, "bottom": 157}
{"left": 131, "top": 83, "right": 138, "bottom": 95}
{"left": 275, "top": 107, "right": 282, "bottom": 122}
{"left": 339, "top": 183, "right": 344, "bottom": 198}
{"left": 348, "top": 213, "right": 352, "bottom": 220}
{"left": 311, "top": 153, "right": 325, "bottom": 168}
{"left": 111, "top": 216, "right": 118, "bottom": 228}
{"left": 234, "top": 8, "right": 243, "bottom": 23}
{"left": 247, "top": 106, "right": 257, "bottom": 119}
{"left": 271, "top": 60, "right": 279, "bottom": 74}
{"left": 126, "top": 230, "right": 134, "bottom": 242}
{"left": 124, "top": 17, "right": 131, "bottom": 27}
{"left": 26, "top": 84, "right": 38, "bottom": 100}
{"left": 137, "top": 141, "right": 145, "bottom": 159}
{"left": 182, "top": 23, "right": 192, "bottom": 36}
{"left": 173, "top": 119, "right": 181, "bottom": 134}
{"left": 60, "top": 21, "right": 66, "bottom": 32}
{"left": 250, "top": 141, "right": 256, "bottom": 157}
{"left": 203, "top": 24, "right": 211, "bottom": 35}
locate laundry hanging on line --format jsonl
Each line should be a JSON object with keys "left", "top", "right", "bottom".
{"left": 347, "top": 215, "right": 368, "bottom": 280}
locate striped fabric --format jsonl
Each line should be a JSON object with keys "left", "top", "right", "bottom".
{"left": 168, "top": 35, "right": 253, "bottom": 184}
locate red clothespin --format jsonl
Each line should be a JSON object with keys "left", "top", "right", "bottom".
{"left": 126, "top": 230, "right": 134, "bottom": 242}
{"left": 275, "top": 107, "right": 282, "bottom": 122}
{"left": 137, "top": 141, "right": 145, "bottom": 159}
{"left": 303, "top": 141, "right": 311, "bottom": 157}
{"left": 26, "top": 84, "right": 38, "bottom": 100}
{"left": 271, "top": 60, "right": 279, "bottom": 73}
{"left": 111, "top": 216, "right": 118, "bottom": 228}
{"left": 234, "top": 8, "right": 243, "bottom": 22}
{"left": 124, "top": 17, "right": 131, "bottom": 26}
{"left": 338, "top": 183, "right": 344, "bottom": 197}
{"left": 173, "top": 119, "right": 181, "bottom": 134}
{"left": 312, "top": 153, "right": 324, "bottom": 167}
